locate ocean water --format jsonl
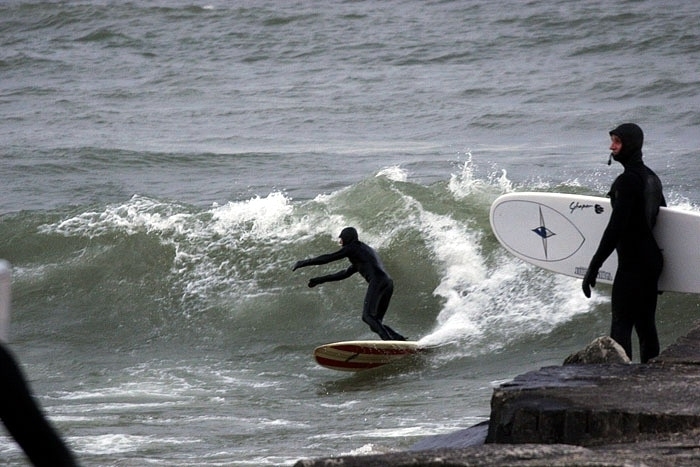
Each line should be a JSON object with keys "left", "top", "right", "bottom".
{"left": 1, "top": 0, "right": 699, "bottom": 465}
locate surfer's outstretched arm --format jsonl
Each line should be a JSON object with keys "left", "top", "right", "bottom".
{"left": 308, "top": 266, "right": 357, "bottom": 287}
{"left": 292, "top": 249, "right": 346, "bottom": 271}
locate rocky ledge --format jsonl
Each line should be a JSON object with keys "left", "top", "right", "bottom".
{"left": 295, "top": 325, "right": 700, "bottom": 466}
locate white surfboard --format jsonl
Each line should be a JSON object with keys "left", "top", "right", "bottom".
{"left": 313, "top": 340, "right": 423, "bottom": 372}
{"left": 489, "top": 192, "right": 700, "bottom": 294}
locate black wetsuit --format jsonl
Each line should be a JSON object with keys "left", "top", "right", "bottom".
{"left": 293, "top": 227, "right": 406, "bottom": 341}
{"left": 0, "top": 343, "right": 79, "bottom": 466}
{"left": 583, "top": 123, "right": 665, "bottom": 363}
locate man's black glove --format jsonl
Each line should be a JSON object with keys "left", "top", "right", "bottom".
{"left": 308, "top": 277, "right": 324, "bottom": 288}
{"left": 582, "top": 266, "right": 598, "bottom": 298}
{"left": 292, "top": 260, "right": 307, "bottom": 272}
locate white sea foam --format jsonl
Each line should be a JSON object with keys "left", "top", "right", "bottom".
{"left": 209, "top": 191, "right": 294, "bottom": 239}
{"left": 376, "top": 165, "right": 409, "bottom": 182}
{"left": 419, "top": 161, "right": 603, "bottom": 351}
{"left": 38, "top": 195, "right": 190, "bottom": 238}
{"left": 70, "top": 434, "right": 199, "bottom": 455}
{"left": 448, "top": 153, "right": 508, "bottom": 199}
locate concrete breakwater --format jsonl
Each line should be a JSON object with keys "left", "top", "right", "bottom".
{"left": 295, "top": 324, "right": 700, "bottom": 466}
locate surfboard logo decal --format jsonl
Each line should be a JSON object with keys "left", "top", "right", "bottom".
{"left": 531, "top": 206, "right": 556, "bottom": 259}
{"left": 490, "top": 198, "right": 586, "bottom": 263}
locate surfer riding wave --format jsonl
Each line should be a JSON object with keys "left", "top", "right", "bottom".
{"left": 293, "top": 227, "right": 407, "bottom": 341}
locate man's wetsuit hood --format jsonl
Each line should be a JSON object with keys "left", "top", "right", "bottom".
{"left": 610, "top": 123, "right": 644, "bottom": 166}
{"left": 339, "top": 227, "right": 359, "bottom": 245}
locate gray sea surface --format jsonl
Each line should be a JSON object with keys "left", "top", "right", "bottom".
{"left": 1, "top": 1, "right": 699, "bottom": 465}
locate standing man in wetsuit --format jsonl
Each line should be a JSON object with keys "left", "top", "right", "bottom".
{"left": 582, "top": 123, "right": 666, "bottom": 363}
{"left": 293, "top": 227, "right": 407, "bottom": 341}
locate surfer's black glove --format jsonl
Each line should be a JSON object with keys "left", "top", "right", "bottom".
{"left": 308, "top": 277, "right": 323, "bottom": 288}
{"left": 582, "top": 266, "right": 598, "bottom": 298}
{"left": 292, "top": 260, "right": 307, "bottom": 272}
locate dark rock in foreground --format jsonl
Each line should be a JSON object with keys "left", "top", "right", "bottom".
{"left": 295, "top": 325, "right": 700, "bottom": 466}
{"left": 487, "top": 362, "right": 700, "bottom": 445}
{"left": 409, "top": 421, "right": 489, "bottom": 451}
{"left": 296, "top": 433, "right": 700, "bottom": 466}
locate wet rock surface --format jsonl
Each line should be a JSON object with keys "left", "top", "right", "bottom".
{"left": 295, "top": 434, "right": 700, "bottom": 466}
{"left": 562, "top": 335, "right": 630, "bottom": 365}
{"left": 487, "top": 362, "right": 700, "bottom": 445}
{"left": 295, "top": 327, "right": 700, "bottom": 466}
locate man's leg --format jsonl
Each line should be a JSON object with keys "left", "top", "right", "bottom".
{"left": 369, "top": 280, "right": 406, "bottom": 341}
{"left": 610, "top": 278, "right": 635, "bottom": 360}
{"left": 635, "top": 283, "right": 660, "bottom": 364}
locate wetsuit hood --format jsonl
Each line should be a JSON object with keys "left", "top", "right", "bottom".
{"left": 339, "top": 227, "right": 358, "bottom": 245}
{"left": 610, "top": 123, "right": 644, "bottom": 166}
